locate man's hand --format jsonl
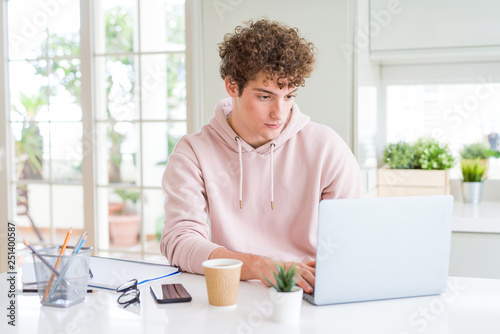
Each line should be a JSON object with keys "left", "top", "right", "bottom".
{"left": 209, "top": 248, "right": 315, "bottom": 293}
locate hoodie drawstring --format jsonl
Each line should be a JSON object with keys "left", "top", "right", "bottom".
{"left": 234, "top": 137, "right": 275, "bottom": 210}
{"left": 270, "top": 143, "right": 275, "bottom": 210}
{"left": 235, "top": 136, "right": 243, "bottom": 209}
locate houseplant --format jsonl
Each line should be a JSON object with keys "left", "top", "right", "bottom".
{"left": 459, "top": 142, "right": 500, "bottom": 203}
{"left": 108, "top": 189, "right": 141, "bottom": 247}
{"left": 460, "top": 158, "right": 487, "bottom": 204}
{"left": 378, "top": 138, "right": 455, "bottom": 197}
{"left": 461, "top": 142, "right": 491, "bottom": 160}
{"left": 264, "top": 263, "right": 303, "bottom": 324}
{"left": 14, "top": 91, "right": 47, "bottom": 241}
{"left": 460, "top": 142, "right": 500, "bottom": 178}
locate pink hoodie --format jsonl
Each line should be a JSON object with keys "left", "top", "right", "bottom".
{"left": 161, "top": 98, "right": 362, "bottom": 274}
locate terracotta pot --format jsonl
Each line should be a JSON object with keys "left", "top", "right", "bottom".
{"left": 108, "top": 202, "right": 125, "bottom": 215}
{"left": 108, "top": 214, "right": 140, "bottom": 247}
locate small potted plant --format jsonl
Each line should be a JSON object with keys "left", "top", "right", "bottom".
{"left": 461, "top": 158, "right": 487, "bottom": 204}
{"left": 378, "top": 138, "right": 455, "bottom": 196}
{"left": 460, "top": 142, "right": 500, "bottom": 179}
{"left": 264, "top": 263, "right": 303, "bottom": 324}
{"left": 108, "top": 189, "right": 141, "bottom": 247}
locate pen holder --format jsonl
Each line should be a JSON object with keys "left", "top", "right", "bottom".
{"left": 32, "top": 246, "right": 92, "bottom": 308}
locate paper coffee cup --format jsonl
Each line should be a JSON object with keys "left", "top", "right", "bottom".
{"left": 202, "top": 259, "right": 243, "bottom": 308}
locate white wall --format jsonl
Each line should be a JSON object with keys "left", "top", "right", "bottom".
{"left": 190, "top": 0, "right": 355, "bottom": 148}
{"left": 369, "top": 0, "right": 500, "bottom": 65}
{"left": 370, "top": 0, "right": 500, "bottom": 52}
{"left": 450, "top": 232, "right": 500, "bottom": 279}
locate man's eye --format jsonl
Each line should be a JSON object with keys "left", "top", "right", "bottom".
{"left": 286, "top": 95, "right": 296, "bottom": 100}
{"left": 258, "top": 96, "right": 270, "bottom": 100}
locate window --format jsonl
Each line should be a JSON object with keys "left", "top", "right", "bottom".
{"left": 93, "top": 0, "right": 186, "bottom": 258}
{"left": 8, "top": 0, "right": 84, "bottom": 244}
{"left": 385, "top": 82, "right": 500, "bottom": 180}
{"left": 4, "top": 0, "right": 186, "bottom": 260}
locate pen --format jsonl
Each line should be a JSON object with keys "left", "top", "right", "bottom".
{"left": 42, "top": 228, "right": 72, "bottom": 302}
{"left": 23, "top": 288, "right": 97, "bottom": 293}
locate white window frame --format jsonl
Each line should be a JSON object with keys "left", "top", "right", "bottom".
{"left": 0, "top": 0, "right": 11, "bottom": 273}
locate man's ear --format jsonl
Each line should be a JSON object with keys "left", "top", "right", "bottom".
{"left": 225, "top": 77, "right": 239, "bottom": 97}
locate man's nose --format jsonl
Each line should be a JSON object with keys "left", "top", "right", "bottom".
{"left": 270, "top": 100, "right": 285, "bottom": 119}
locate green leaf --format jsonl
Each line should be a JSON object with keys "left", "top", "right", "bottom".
{"left": 272, "top": 271, "right": 285, "bottom": 290}
{"left": 461, "top": 143, "right": 490, "bottom": 159}
{"left": 461, "top": 159, "right": 487, "bottom": 182}
{"left": 266, "top": 262, "right": 301, "bottom": 292}
{"left": 285, "top": 263, "right": 296, "bottom": 282}
{"left": 276, "top": 263, "right": 285, "bottom": 277}
{"left": 263, "top": 277, "right": 280, "bottom": 291}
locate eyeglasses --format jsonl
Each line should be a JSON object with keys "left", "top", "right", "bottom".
{"left": 116, "top": 279, "right": 140, "bottom": 308}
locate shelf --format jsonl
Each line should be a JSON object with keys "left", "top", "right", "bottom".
{"left": 452, "top": 201, "right": 500, "bottom": 233}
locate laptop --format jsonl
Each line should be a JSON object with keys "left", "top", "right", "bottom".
{"left": 304, "top": 195, "right": 453, "bottom": 306}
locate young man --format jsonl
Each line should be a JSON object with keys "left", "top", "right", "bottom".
{"left": 160, "top": 19, "right": 362, "bottom": 293}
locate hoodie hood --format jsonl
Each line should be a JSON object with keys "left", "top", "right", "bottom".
{"left": 208, "top": 97, "right": 310, "bottom": 154}
{"left": 208, "top": 97, "right": 311, "bottom": 210}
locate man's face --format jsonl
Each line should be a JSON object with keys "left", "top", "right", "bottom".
{"left": 226, "top": 73, "right": 297, "bottom": 148}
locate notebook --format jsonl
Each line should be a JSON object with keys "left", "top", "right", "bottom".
{"left": 304, "top": 195, "right": 453, "bottom": 306}
{"left": 87, "top": 257, "right": 179, "bottom": 290}
{"left": 23, "top": 256, "right": 179, "bottom": 291}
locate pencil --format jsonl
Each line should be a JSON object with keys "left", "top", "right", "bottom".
{"left": 42, "top": 228, "right": 72, "bottom": 302}
{"left": 23, "top": 288, "right": 97, "bottom": 293}
{"left": 73, "top": 232, "right": 88, "bottom": 253}
{"left": 22, "top": 240, "right": 72, "bottom": 290}
{"left": 50, "top": 231, "right": 88, "bottom": 293}
{"left": 71, "top": 231, "right": 87, "bottom": 254}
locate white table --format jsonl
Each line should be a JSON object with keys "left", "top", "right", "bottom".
{"left": 2, "top": 272, "right": 500, "bottom": 334}
{"left": 453, "top": 201, "right": 500, "bottom": 233}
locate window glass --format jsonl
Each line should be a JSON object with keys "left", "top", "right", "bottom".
{"left": 9, "top": 61, "right": 49, "bottom": 122}
{"left": 386, "top": 83, "right": 500, "bottom": 179}
{"left": 94, "top": 1, "right": 186, "bottom": 255}
{"left": 7, "top": 0, "right": 83, "bottom": 246}
{"left": 108, "top": 188, "right": 142, "bottom": 249}
{"left": 140, "top": 0, "right": 185, "bottom": 52}
{"left": 7, "top": 0, "right": 48, "bottom": 60}
{"left": 94, "top": 0, "right": 137, "bottom": 54}
{"left": 6, "top": 0, "right": 186, "bottom": 257}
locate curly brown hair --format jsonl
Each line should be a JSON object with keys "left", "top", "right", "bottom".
{"left": 219, "top": 19, "right": 316, "bottom": 96}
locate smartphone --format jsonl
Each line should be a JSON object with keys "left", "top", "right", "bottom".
{"left": 150, "top": 283, "right": 192, "bottom": 304}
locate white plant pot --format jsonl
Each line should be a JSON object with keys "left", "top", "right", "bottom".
{"left": 269, "top": 286, "right": 303, "bottom": 324}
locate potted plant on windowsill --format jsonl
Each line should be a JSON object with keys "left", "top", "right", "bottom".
{"left": 461, "top": 159, "right": 487, "bottom": 204}
{"left": 460, "top": 143, "right": 491, "bottom": 178}
{"left": 108, "top": 189, "right": 141, "bottom": 247}
{"left": 459, "top": 142, "right": 500, "bottom": 204}
{"left": 14, "top": 91, "right": 47, "bottom": 241}
{"left": 378, "top": 138, "right": 455, "bottom": 197}
{"left": 264, "top": 263, "right": 303, "bottom": 324}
